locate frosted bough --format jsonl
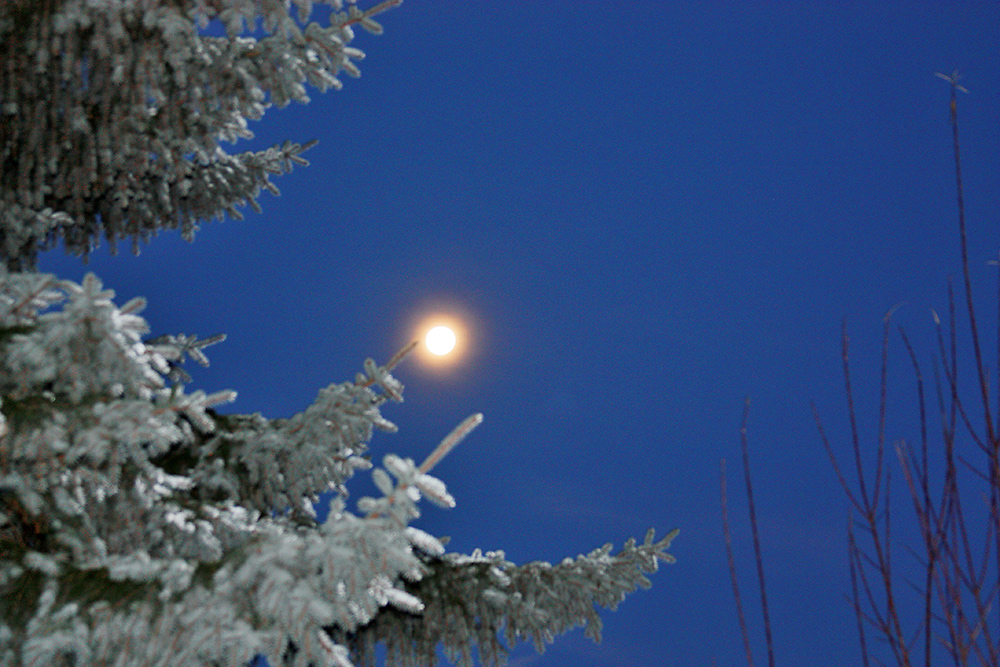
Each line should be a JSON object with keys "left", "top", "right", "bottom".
{"left": 0, "top": 2, "right": 677, "bottom": 665}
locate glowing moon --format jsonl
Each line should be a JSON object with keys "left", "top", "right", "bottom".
{"left": 412, "top": 311, "right": 470, "bottom": 367}
{"left": 425, "top": 325, "right": 457, "bottom": 356}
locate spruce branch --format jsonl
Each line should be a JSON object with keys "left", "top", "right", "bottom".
{"left": 329, "top": 528, "right": 680, "bottom": 667}
{"left": 0, "top": 0, "right": 390, "bottom": 268}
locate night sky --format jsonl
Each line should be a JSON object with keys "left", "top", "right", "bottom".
{"left": 39, "top": 2, "right": 1000, "bottom": 665}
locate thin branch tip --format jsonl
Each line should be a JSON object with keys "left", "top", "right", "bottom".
{"left": 386, "top": 339, "right": 419, "bottom": 371}
{"left": 418, "top": 413, "right": 484, "bottom": 474}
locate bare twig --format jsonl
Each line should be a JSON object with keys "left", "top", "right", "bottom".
{"left": 847, "top": 521, "right": 871, "bottom": 667}
{"left": 739, "top": 398, "right": 776, "bottom": 667}
{"left": 815, "top": 312, "right": 912, "bottom": 666}
{"left": 941, "top": 72, "right": 996, "bottom": 449}
{"left": 722, "top": 457, "right": 755, "bottom": 667}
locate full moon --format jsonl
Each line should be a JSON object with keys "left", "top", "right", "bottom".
{"left": 425, "top": 325, "right": 457, "bottom": 356}
{"left": 412, "top": 311, "right": 470, "bottom": 367}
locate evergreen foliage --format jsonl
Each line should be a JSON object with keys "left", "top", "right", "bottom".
{"left": 0, "top": 2, "right": 677, "bottom": 665}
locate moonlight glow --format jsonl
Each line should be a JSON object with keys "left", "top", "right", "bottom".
{"left": 412, "top": 312, "right": 470, "bottom": 367}
{"left": 425, "top": 325, "right": 457, "bottom": 355}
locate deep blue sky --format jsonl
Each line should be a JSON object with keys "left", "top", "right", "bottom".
{"left": 40, "top": 2, "right": 1000, "bottom": 665}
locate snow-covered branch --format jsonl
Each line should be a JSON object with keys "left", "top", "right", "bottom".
{"left": 0, "top": 2, "right": 678, "bottom": 664}
{"left": 0, "top": 0, "right": 392, "bottom": 268}
{"left": 328, "top": 529, "right": 681, "bottom": 667}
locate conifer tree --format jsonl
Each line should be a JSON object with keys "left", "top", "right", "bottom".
{"left": 0, "top": 2, "right": 678, "bottom": 665}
